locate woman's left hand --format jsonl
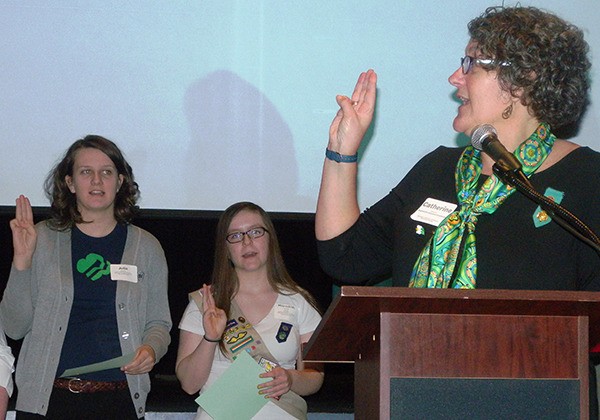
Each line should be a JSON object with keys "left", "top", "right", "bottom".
{"left": 258, "top": 367, "right": 293, "bottom": 399}
{"left": 122, "top": 344, "right": 156, "bottom": 375}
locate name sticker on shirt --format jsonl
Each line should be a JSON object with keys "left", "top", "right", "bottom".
{"left": 274, "top": 303, "right": 296, "bottom": 322}
{"left": 410, "top": 198, "right": 457, "bottom": 227}
{"left": 110, "top": 264, "right": 138, "bottom": 283}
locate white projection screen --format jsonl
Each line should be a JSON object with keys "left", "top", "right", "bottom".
{"left": 1, "top": 1, "right": 598, "bottom": 213}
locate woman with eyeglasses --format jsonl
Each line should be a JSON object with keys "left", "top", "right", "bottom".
{"left": 176, "top": 201, "right": 324, "bottom": 419}
{"left": 316, "top": 5, "right": 600, "bottom": 415}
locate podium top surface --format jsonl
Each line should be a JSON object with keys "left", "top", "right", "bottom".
{"left": 303, "top": 286, "right": 600, "bottom": 362}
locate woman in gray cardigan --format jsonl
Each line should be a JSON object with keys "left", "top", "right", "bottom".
{"left": 1, "top": 135, "right": 172, "bottom": 419}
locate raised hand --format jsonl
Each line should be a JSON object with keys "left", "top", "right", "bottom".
{"left": 328, "top": 69, "right": 377, "bottom": 155}
{"left": 201, "top": 284, "right": 227, "bottom": 342}
{"left": 10, "top": 195, "right": 37, "bottom": 271}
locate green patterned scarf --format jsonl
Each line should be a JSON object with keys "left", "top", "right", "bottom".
{"left": 409, "top": 123, "right": 555, "bottom": 289}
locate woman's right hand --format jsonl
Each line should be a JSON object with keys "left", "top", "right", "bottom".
{"left": 328, "top": 69, "right": 377, "bottom": 155}
{"left": 201, "top": 283, "right": 227, "bottom": 342}
{"left": 10, "top": 195, "right": 37, "bottom": 271}
{"left": 315, "top": 70, "right": 378, "bottom": 241}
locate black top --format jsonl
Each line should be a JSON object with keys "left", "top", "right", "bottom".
{"left": 317, "top": 146, "right": 600, "bottom": 291}
{"left": 57, "top": 223, "right": 127, "bottom": 381}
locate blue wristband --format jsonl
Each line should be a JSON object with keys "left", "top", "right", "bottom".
{"left": 325, "top": 148, "right": 358, "bottom": 163}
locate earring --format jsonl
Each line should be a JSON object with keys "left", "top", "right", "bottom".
{"left": 502, "top": 103, "right": 513, "bottom": 119}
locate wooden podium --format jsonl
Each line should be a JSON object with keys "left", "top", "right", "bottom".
{"left": 303, "top": 286, "right": 600, "bottom": 419}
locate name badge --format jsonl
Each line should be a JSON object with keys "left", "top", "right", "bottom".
{"left": 410, "top": 198, "right": 457, "bottom": 227}
{"left": 274, "top": 303, "right": 295, "bottom": 322}
{"left": 110, "top": 264, "right": 138, "bottom": 283}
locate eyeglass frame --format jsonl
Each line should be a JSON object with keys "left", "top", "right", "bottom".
{"left": 225, "top": 227, "right": 269, "bottom": 244}
{"left": 461, "top": 55, "right": 511, "bottom": 74}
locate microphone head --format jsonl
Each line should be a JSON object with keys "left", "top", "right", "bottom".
{"left": 470, "top": 124, "right": 497, "bottom": 150}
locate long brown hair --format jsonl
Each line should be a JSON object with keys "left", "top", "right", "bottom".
{"left": 211, "top": 202, "right": 320, "bottom": 320}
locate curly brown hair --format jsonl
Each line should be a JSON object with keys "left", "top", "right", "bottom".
{"left": 44, "top": 135, "right": 140, "bottom": 230}
{"left": 210, "top": 202, "right": 320, "bottom": 322}
{"left": 467, "top": 6, "right": 591, "bottom": 131}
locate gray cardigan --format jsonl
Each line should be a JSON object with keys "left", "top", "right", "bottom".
{"left": 0, "top": 222, "right": 172, "bottom": 417}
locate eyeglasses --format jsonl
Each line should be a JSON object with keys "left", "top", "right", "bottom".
{"left": 226, "top": 227, "right": 269, "bottom": 244}
{"left": 461, "top": 55, "right": 511, "bottom": 74}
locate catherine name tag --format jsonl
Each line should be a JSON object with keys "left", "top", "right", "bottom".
{"left": 410, "top": 198, "right": 457, "bottom": 227}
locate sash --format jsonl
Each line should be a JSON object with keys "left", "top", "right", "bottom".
{"left": 190, "top": 290, "right": 307, "bottom": 420}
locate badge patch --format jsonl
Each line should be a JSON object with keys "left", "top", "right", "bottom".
{"left": 258, "top": 357, "right": 279, "bottom": 372}
{"left": 225, "top": 319, "right": 238, "bottom": 330}
{"left": 276, "top": 322, "right": 293, "bottom": 343}
{"left": 230, "top": 334, "right": 254, "bottom": 353}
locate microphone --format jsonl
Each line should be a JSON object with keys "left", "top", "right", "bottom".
{"left": 470, "top": 126, "right": 600, "bottom": 255}
{"left": 470, "top": 124, "right": 522, "bottom": 171}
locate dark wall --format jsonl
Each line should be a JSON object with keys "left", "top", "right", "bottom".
{"left": 0, "top": 206, "right": 335, "bottom": 376}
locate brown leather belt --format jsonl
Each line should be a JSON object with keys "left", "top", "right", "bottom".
{"left": 53, "top": 378, "right": 129, "bottom": 394}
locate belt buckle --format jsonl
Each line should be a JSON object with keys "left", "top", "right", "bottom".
{"left": 67, "top": 377, "right": 83, "bottom": 394}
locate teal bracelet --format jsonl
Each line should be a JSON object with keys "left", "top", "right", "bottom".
{"left": 325, "top": 148, "right": 358, "bottom": 163}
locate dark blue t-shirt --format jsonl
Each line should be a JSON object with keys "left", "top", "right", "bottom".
{"left": 56, "top": 223, "right": 127, "bottom": 381}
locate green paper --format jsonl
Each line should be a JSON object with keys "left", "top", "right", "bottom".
{"left": 196, "top": 351, "right": 268, "bottom": 419}
{"left": 59, "top": 352, "right": 135, "bottom": 378}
